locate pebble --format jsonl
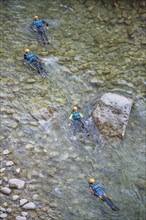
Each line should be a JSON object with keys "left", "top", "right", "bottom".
{"left": 22, "top": 202, "right": 36, "bottom": 210}
{"left": 12, "top": 195, "right": 20, "bottom": 201}
{"left": 1, "top": 187, "right": 12, "bottom": 195}
{"left": 21, "top": 212, "right": 28, "bottom": 216}
{"left": 6, "top": 208, "right": 12, "bottom": 213}
{"left": 3, "top": 203, "right": 8, "bottom": 208}
{"left": 0, "top": 206, "right": 6, "bottom": 212}
{"left": 0, "top": 213, "right": 7, "bottom": 219}
{"left": 6, "top": 161, "right": 14, "bottom": 166}
{"left": 16, "top": 168, "right": 21, "bottom": 173}
{"left": 3, "top": 150, "right": 10, "bottom": 155}
{"left": 3, "top": 177, "right": 8, "bottom": 182}
{"left": 8, "top": 179, "right": 25, "bottom": 189}
{"left": 32, "top": 194, "right": 39, "bottom": 200}
{"left": 20, "top": 199, "right": 28, "bottom": 207}
{"left": 26, "top": 143, "right": 34, "bottom": 149}
{"left": 0, "top": 168, "right": 5, "bottom": 173}
{"left": 15, "top": 216, "right": 27, "bottom": 220}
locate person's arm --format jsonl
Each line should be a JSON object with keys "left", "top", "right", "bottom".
{"left": 89, "top": 187, "right": 95, "bottom": 195}
{"left": 35, "top": 55, "right": 41, "bottom": 62}
{"left": 23, "top": 54, "right": 28, "bottom": 64}
{"left": 42, "top": 20, "right": 49, "bottom": 29}
{"left": 79, "top": 112, "right": 83, "bottom": 118}
{"left": 31, "top": 22, "right": 37, "bottom": 32}
{"left": 69, "top": 114, "right": 73, "bottom": 120}
{"left": 99, "top": 184, "right": 105, "bottom": 191}
{"left": 68, "top": 114, "right": 73, "bottom": 126}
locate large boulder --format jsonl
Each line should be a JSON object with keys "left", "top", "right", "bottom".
{"left": 92, "top": 93, "right": 133, "bottom": 138}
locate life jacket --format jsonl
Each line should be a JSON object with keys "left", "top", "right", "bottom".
{"left": 25, "top": 52, "right": 36, "bottom": 62}
{"left": 90, "top": 183, "right": 105, "bottom": 196}
{"left": 72, "top": 111, "right": 81, "bottom": 120}
{"left": 33, "top": 19, "right": 43, "bottom": 28}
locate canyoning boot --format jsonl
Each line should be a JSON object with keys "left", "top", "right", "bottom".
{"left": 111, "top": 205, "right": 120, "bottom": 211}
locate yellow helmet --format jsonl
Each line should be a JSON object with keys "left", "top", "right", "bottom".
{"left": 89, "top": 178, "right": 95, "bottom": 184}
{"left": 72, "top": 106, "right": 78, "bottom": 111}
{"left": 25, "top": 49, "right": 30, "bottom": 53}
{"left": 34, "top": 16, "right": 38, "bottom": 20}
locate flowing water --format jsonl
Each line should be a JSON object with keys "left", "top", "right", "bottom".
{"left": 0, "top": 0, "right": 146, "bottom": 219}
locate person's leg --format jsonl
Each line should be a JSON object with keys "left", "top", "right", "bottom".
{"left": 80, "top": 120, "right": 85, "bottom": 128}
{"left": 73, "top": 121, "right": 79, "bottom": 136}
{"left": 37, "top": 27, "right": 46, "bottom": 44}
{"left": 39, "top": 27, "right": 49, "bottom": 44}
{"left": 32, "top": 61, "right": 42, "bottom": 74}
{"left": 43, "top": 32, "right": 49, "bottom": 43}
{"left": 102, "top": 194, "right": 119, "bottom": 211}
{"left": 80, "top": 120, "right": 89, "bottom": 136}
{"left": 38, "top": 61, "right": 43, "bottom": 70}
{"left": 31, "top": 61, "right": 38, "bottom": 70}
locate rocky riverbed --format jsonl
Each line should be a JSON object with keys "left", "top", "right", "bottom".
{"left": 0, "top": 0, "right": 146, "bottom": 219}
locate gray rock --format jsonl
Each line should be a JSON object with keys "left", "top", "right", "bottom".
{"left": 0, "top": 168, "right": 5, "bottom": 173}
{"left": 1, "top": 187, "right": 12, "bottom": 195}
{"left": 8, "top": 179, "right": 25, "bottom": 189}
{"left": 16, "top": 168, "right": 21, "bottom": 173}
{"left": 0, "top": 206, "right": 6, "bottom": 212}
{"left": 3, "top": 177, "right": 8, "bottom": 182}
{"left": 32, "top": 194, "right": 39, "bottom": 200}
{"left": 6, "top": 161, "right": 14, "bottom": 167}
{"left": 12, "top": 195, "right": 20, "bottom": 201}
{"left": 21, "top": 212, "right": 28, "bottom": 216}
{"left": 3, "top": 203, "right": 8, "bottom": 208}
{"left": 22, "top": 202, "right": 36, "bottom": 210}
{"left": 6, "top": 208, "right": 12, "bottom": 213}
{"left": 0, "top": 213, "right": 7, "bottom": 218}
{"left": 20, "top": 199, "right": 28, "bottom": 207}
{"left": 90, "top": 78, "right": 104, "bottom": 85}
{"left": 16, "top": 216, "right": 26, "bottom": 220}
{"left": 3, "top": 150, "right": 10, "bottom": 155}
{"left": 92, "top": 92, "right": 133, "bottom": 138}
{"left": 25, "top": 143, "right": 33, "bottom": 149}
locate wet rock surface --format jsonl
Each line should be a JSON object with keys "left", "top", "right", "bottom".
{"left": 0, "top": 0, "right": 145, "bottom": 220}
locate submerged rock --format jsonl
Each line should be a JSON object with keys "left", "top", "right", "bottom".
{"left": 8, "top": 179, "right": 26, "bottom": 189}
{"left": 92, "top": 93, "right": 133, "bottom": 138}
{"left": 0, "top": 213, "right": 7, "bottom": 219}
{"left": 16, "top": 216, "right": 27, "bottom": 220}
{"left": 29, "top": 104, "right": 53, "bottom": 121}
{"left": 22, "top": 202, "right": 36, "bottom": 210}
{"left": 1, "top": 187, "right": 12, "bottom": 195}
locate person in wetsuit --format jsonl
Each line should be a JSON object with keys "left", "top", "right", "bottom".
{"left": 69, "top": 106, "right": 89, "bottom": 136}
{"left": 23, "top": 49, "right": 44, "bottom": 74}
{"left": 89, "top": 178, "right": 119, "bottom": 211}
{"left": 31, "top": 16, "right": 49, "bottom": 44}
